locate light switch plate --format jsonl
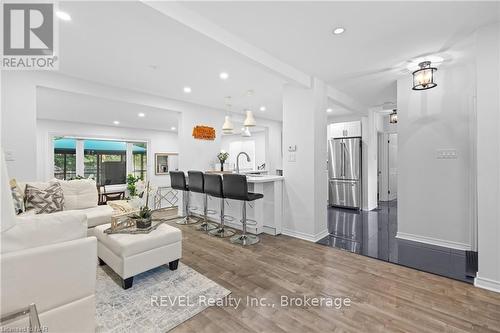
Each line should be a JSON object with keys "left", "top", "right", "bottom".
{"left": 288, "top": 152, "right": 296, "bottom": 162}
{"left": 4, "top": 151, "right": 15, "bottom": 161}
{"left": 436, "top": 149, "right": 458, "bottom": 159}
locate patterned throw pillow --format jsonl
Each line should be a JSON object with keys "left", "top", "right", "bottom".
{"left": 9, "top": 178, "right": 24, "bottom": 214}
{"left": 25, "top": 182, "right": 64, "bottom": 214}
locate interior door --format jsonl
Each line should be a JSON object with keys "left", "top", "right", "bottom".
{"left": 388, "top": 134, "right": 398, "bottom": 200}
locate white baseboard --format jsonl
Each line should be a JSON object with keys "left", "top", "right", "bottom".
{"left": 282, "top": 228, "right": 329, "bottom": 243}
{"left": 475, "top": 276, "right": 500, "bottom": 293}
{"left": 396, "top": 232, "right": 471, "bottom": 251}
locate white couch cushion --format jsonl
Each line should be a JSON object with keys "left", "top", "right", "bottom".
{"left": 1, "top": 151, "right": 16, "bottom": 232}
{"left": 17, "top": 180, "right": 52, "bottom": 195}
{"left": 92, "top": 223, "right": 181, "bottom": 257}
{"left": 80, "top": 205, "right": 113, "bottom": 228}
{"left": 1, "top": 211, "right": 88, "bottom": 253}
{"left": 56, "top": 179, "right": 98, "bottom": 210}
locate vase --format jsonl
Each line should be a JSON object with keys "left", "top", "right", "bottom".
{"left": 136, "top": 216, "right": 152, "bottom": 229}
{"left": 220, "top": 162, "right": 224, "bottom": 171}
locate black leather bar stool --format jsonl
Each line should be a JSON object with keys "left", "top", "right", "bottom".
{"left": 223, "top": 174, "right": 263, "bottom": 245}
{"left": 170, "top": 171, "right": 198, "bottom": 225}
{"left": 205, "top": 174, "right": 235, "bottom": 238}
{"left": 187, "top": 171, "right": 218, "bottom": 231}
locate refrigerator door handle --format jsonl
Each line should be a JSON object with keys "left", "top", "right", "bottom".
{"left": 340, "top": 141, "right": 344, "bottom": 177}
{"left": 341, "top": 141, "right": 348, "bottom": 178}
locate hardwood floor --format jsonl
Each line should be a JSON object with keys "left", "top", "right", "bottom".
{"left": 159, "top": 211, "right": 500, "bottom": 333}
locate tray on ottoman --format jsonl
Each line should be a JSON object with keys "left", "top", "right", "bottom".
{"left": 105, "top": 207, "right": 177, "bottom": 235}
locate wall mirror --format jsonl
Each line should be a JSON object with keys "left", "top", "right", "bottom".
{"left": 155, "top": 153, "right": 178, "bottom": 175}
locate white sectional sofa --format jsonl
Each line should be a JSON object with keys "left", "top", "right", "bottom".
{"left": 0, "top": 154, "right": 100, "bottom": 333}
{"left": 16, "top": 179, "right": 113, "bottom": 229}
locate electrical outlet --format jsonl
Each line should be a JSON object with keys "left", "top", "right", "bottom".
{"left": 436, "top": 149, "right": 458, "bottom": 159}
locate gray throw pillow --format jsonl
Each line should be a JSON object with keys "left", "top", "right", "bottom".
{"left": 25, "top": 182, "right": 64, "bottom": 214}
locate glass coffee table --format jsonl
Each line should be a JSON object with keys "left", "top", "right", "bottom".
{"left": 105, "top": 207, "right": 180, "bottom": 235}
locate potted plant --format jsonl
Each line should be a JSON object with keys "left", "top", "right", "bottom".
{"left": 126, "top": 174, "right": 141, "bottom": 198}
{"left": 133, "top": 206, "right": 153, "bottom": 229}
{"left": 132, "top": 181, "right": 153, "bottom": 229}
{"left": 217, "top": 151, "right": 229, "bottom": 171}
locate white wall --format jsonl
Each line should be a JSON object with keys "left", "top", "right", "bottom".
{"left": 1, "top": 71, "right": 282, "bottom": 182}
{"left": 36, "top": 119, "right": 178, "bottom": 186}
{"left": 282, "top": 78, "right": 328, "bottom": 241}
{"left": 475, "top": 22, "right": 500, "bottom": 293}
{"left": 1, "top": 72, "right": 38, "bottom": 180}
{"left": 397, "top": 64, "right": 476, "bottom": 250}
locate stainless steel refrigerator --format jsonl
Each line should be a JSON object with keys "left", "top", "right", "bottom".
{"left": 328, "top": 137, "right": 362, "bottom": 209}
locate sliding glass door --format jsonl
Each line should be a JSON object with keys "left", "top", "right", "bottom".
{"left": 53, "top": 137, "right": 147, "bottom": 185}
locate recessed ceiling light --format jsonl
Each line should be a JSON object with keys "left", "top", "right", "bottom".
{"left": 219, "top": 72, "right": 229, "bottom": 80}
{"left": 332, "top": 27, "right": 345, "bottom": 35}
{"left": 259, "top": 106, "right": 266, "bottom": 111}
{"left": 138, "top": 113, "right": 145, "bottom": 117}
{"left": 326, "top": 108, "right": 333, "bottom": 113}
{"left": 183, "top": 86, "right": 192, "bottom": 93}
{"left": 113, "top": 120, "right": 120, "bottom": 125}
{"left": 171, "top": 126, "right": 176, "bottom": 131}
{"left": 56, "top": 11, "right": 71, "bottom": 21}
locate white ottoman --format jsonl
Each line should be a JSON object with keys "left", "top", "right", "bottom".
{"left": 92, "top": 223, "right": 182, "bottom": 289}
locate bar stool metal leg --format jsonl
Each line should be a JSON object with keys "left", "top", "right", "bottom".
{"left": 176, "top": 191, "right": 199, "bottom": 225}
{"left": 230, "top": 201, "right": 259, "bottom": 245}
{"left": 196, "top": 193, "right": 218, "bottom": 231}
{"left": 209, "top": 198, "right": 235, "bottom": 237}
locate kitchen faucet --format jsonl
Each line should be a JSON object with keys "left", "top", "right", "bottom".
{"left": 236, "top": 152, "right": 250, "bottom": 174}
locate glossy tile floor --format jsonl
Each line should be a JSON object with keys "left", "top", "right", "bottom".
{"left": 317, "top": 201, "right": 474, "bottom": 283}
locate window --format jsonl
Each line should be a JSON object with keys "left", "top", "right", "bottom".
{"left": 53, "top": 138, "right": 77, "bottom": 180}
{"left": 53, "top": 137, "right": 147, "bottom": 185}
{"left": 84, "top": 140, "right": 127, "bottom": 185}
{"left": 133, "top": 143, "right": 147, "bottom": 180}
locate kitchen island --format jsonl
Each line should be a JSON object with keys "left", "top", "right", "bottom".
{"left": 188, "top": 174, "right": 284, "bottom": 235}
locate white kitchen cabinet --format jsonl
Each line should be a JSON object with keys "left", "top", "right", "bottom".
{"left": 328, "top": 121, "right": 361, "bottom": 138}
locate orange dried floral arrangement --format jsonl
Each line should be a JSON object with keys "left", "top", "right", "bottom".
{"left": 192, "top": 126, "right": 216, "bottom": 140}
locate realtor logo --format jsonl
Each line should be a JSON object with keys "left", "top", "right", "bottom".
{"left": 2, "top": 3, "right": 58, "bottom": 69}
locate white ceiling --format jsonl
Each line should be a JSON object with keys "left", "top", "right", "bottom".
{"left": 58, "top": 1, "right": 287, "bottom": 121}
{"left": 55, "top": 1, "right": 499, "bottom": 122}
{"left": 183, "top": 1, "right": 500, "bottom": 107}
{"left": 37, "top": 87, "right": 179, "bottom": 132}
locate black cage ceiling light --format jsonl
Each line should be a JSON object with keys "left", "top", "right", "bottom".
{"left": 389, "top": 109, "right": 398, "bottom": 124}
{"left": 412, "top": 61, "right": 437, "bottom": 90}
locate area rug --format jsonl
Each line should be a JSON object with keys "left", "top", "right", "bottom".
{"left": 95, "top": 263, "right": 231, "bottom": 332}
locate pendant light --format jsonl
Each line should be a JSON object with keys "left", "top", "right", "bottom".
{"left": 222, "top": 116, "right": 234, "bottom": 134}
{"left": 243, "top": 110, "right": 256, "bottom": 127}
{"left": 412, "top": 61, "right": 437, "bottom": 90}
{"left": 222, "top": 96, "right": 234, "bottom": 134}
{"left": 389, "top": 109, "right": 398, "bottom": 124}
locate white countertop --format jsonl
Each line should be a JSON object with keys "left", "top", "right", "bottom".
{"left": 246, "top": 175, "right": 284, "bottom": 183}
